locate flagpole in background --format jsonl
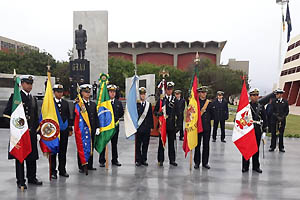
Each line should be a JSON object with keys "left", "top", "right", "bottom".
{"left": 276, "top": 0, "right": 289, "bottom": 88}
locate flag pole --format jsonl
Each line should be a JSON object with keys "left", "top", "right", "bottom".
{"left": 105, "top": 145, "right": 109, "bottom": 170}
{"left": 190, "top": 150, "right": 193, "bottom": 171}
{"left": 134, "top": 64, "right": 137, "bottom": 165}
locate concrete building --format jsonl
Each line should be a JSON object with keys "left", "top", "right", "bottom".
{"left": 279, "top": 34, "right": 300, "bottom": 107}
{"left": 0, "top": 36, "right": 39, "bottom": 53}
{"left": 221, "top": 58, "right": 249, "bottom": 75}
{"left": 108, "top": 41, "right": 226, "bottom": 71}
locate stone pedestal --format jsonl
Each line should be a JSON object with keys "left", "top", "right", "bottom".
{"left": 73, "top": 11, "right": 108, "bottom": 83}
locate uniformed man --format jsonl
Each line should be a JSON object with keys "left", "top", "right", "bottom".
{"left": 154, "top": 81, "right": 179, "bottom": 167}
{"left": 135, "top": 87, "right": 154, "bottom": 166}
{"left": 194, "top": 86, "right": 213, "bottom": 169}
{"left": 92, "top": 81, "right": 98, "bottom": 100}
{"left": 242, "top": 88, "right": 267, "bottom": 173}
{"left": 212, "top": 91, "right": 229, "bottom": 142}
{"left": 269, "top": 89, "right": 289, "bottom": 152}
{"left": 99, "top": 84, "right": 124, "bottom": 167}
{"left": 77, "top": 84, "right": 99, "bottom": 173}
{"left": 50, "top": 84, "right": 72, "bottom": 179}
{"left": 3, "top": 75, "right": 42, "bottom": 189}
{"left": 174, "top": 90, "right": 185, "bottom": 141}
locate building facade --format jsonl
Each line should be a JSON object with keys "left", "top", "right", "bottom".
{"left": 108, "top": 41, "right": 226, "bottom": 71}
{"left": 0, "top": 36, "right": 39, "bottom": 53}
{"left": 279, "top": 34, "right": 300, "bottom": 106}
{"left": 221, "top": 58, "right": 249, "bottom": 75}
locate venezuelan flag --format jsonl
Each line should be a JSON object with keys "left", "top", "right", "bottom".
{"left": 39, "top": 70, "right": 60, "bottom": 154}
{"left": 74, "top": 90, "right": 92, "bottom": 165}
{"left": 94, "top": 73, "right": 116, "bottom": 154}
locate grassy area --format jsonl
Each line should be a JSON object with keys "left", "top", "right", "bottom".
{"left": 225, "top": 104, "right": 300, "bottom": 137}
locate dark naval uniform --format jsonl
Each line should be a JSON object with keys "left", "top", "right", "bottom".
{"left": 154, "top": 95, "right": 180, "bottom": 165}
{"left": 175, "top": 97, "right": 185, "bottom": 140}
{"left": 51, "top": 98, "right": 72, "bottom": 177}
{"left": 3, "top": 90, "right": 40, "bottom": 187}
{"left": 242, "top": 101, "right": 267, "bottom": 172}
{"left": 135, "top": 101, "right": 154, "bottom": 165}
{"left": 194, "top": 98, "right": 214, "bottom": 168}
{"left": 99, "top": 98, "right": 124, "bottom": 165}
{"left": 212, "top": 98, "right": 228, "bottom": 141}
{"left": 77, "top": 99, "right": 99, "bottom": 171}
{"left": 270, "top": 98, "right": 289, "bottom": 151}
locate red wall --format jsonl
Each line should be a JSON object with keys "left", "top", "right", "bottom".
{"left": 283, "top": 82, "right": 292, "bottom": 99}
{"left": 288, "top": 81, "right": 300, "bottom": 105}
{"left": 177, "top": 52, "right": 216, "bottom": 71}
{"left": 109, "top": 52, "right": 133, "bottom": 61}
{"left": 137, "top": 53, "right": 173, "bottom": 66}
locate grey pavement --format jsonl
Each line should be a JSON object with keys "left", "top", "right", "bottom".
{"left": 0, "top": 123, "right": 300, "bottom": 200}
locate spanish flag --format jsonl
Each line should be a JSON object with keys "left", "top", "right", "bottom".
{"left": 183, "top": 71, "right": 203, "bottom": 157}
{"left": 39, "top": 69, "right": 60, "bottom": 154}
{"left": 94, "top": 73, "right": 116, "bottom": 154}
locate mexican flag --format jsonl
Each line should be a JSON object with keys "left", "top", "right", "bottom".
{"left": 9, "top": 77, "right": 32, "bottom": 163}
{"left": 232, "top": 80, "right": 258, "bottom": 160}
{"left": 94, "top": 74, "right": 116, "bottom": 154}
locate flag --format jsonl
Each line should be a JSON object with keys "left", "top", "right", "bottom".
{"left": 39, "top": 71, "right": 60, "bottom": 154}
{"left": 157, "top": 79, "right": 167, "bottom": 147}
{"left": 282, "top": 14, "right": 285, "bottom": 32}
{"left": 74, "top": 91, "right": 92, "bottom": 166}
{"left": 183, "top": 71, "right": 203, "bottom": 157}
{"left": 124, "top": 75, "right": 138, "bottom": 139}
{"left": 286, "top": 3, "right": 292, "bottom": 42}
{"left": 94, "top": 73, "right": 116, "bottom": 154}
{"left": 9, "top": 76, "right": 32, "bottom": 163}
{"left": 232, "top": 80, "right": 257, "bottom": 160}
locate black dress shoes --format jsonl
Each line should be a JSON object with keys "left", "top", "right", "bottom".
{"left": 141, "top": 161, "right": 148, "bottom": 166}
{"left": 242, "top": 168, "right": 249, "bottom": 173}
{"left": 28, "top": 178, "right": 43, "bottom": 185}
{"left": 99, "top": 163, "right": 105, "bottom": 167}
{"left": 59, "top": 172, "right": 69, "bottom": 177}
{"left": 194, "top": 164, "right": 200, "bottom": 169}
{"left": 212, "top": 139, "right": 216, "bottom": 142}
{"left": 203, "top": 164, "right": 211, "bottom": 169}
{"left": 158, "top": 162, "right": 163, "bottom": 167}
{"left": 51, "top": 174, "right": 57, "bottom": 179}
{"left": 170, "top": 161, "right": 178, "bottom": 166}
{"left": 253, "top": 168, "right": 263, "bottom": 173}
{"left": 112, "top": 161, "right": 122, "bottom": 167}
{"left": 88, "top": 167, "right": 97, "bottom": 170}
{"left": 135, "top": 162, "right": 142, "bottom": 166}
{"left": 269, "top": 148, "right": 275, "bottom": 152}
{"left": 221, "top": 140, "right": 226, "bottom": 143}
{"left": 17, "top": 183, "right": 27, "bottom": 190}
{"left": 279, "top": 149, "right": 285, "bottom": 153}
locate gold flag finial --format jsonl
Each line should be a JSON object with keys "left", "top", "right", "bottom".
{"left": 194, "top": 52, "right": 200, "bottom": 64}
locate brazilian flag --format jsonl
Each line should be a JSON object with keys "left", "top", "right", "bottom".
{"left": 94, "top": 73, "right": 116, "bottom": 154}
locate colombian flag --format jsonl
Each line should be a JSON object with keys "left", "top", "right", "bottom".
{"left": 94, "top": 73, "right": 116, "bottom": 154}
{"left": 74, "top": 92, "right": 92, "bottom": 166}
{"left": 39, "top": 70, "right": 60, "bottom": 154}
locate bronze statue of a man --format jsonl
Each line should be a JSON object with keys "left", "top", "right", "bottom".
{"left": 75, "top": 24, "right": 87, "bottom": 59}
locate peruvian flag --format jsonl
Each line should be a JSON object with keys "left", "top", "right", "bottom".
{"left": 9, "top": 77, "right": 32, "bottom": 163}
{"left": 232, "top": 80, "right": 257, "bottom": 160}
{"left": 158, "top": 79, "right": 167, "bottom": 147}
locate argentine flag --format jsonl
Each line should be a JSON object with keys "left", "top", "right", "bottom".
{"left": 124, "top": 75, "right": 139, "bottom": 139}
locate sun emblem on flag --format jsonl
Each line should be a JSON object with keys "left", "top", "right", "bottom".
{"left": 13, "top": 117, "right": 25, "bottom": 129}
{"left": 236, "top": 111, "right": 253, "bottom": 129}
{"left": 186, "top": 105, "right": 195, "bottom": 123}
{"left": 40, "top": 119, "right": 60, "bottom": 141}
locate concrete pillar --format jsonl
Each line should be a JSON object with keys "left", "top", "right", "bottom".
{"left": 133, "top": 53, "right": 137, "bottom": 66}
{"left": 173, "top": 54, "right": 178, "bottom": 68}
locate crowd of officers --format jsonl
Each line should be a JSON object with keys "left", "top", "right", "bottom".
{"left": 2, "top": 75, "right": 289, "bottom": 190}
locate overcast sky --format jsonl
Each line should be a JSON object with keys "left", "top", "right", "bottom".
{"left": 1, "top": 0, "right": 300, "bottom": 93}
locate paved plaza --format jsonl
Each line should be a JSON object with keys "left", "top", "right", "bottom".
{"left": 0, "top": 122, "right": 300, "bottom": 200}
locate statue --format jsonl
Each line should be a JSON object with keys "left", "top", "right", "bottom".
{"left": 75, "top": 24, "right": 87, "bottom": 59}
